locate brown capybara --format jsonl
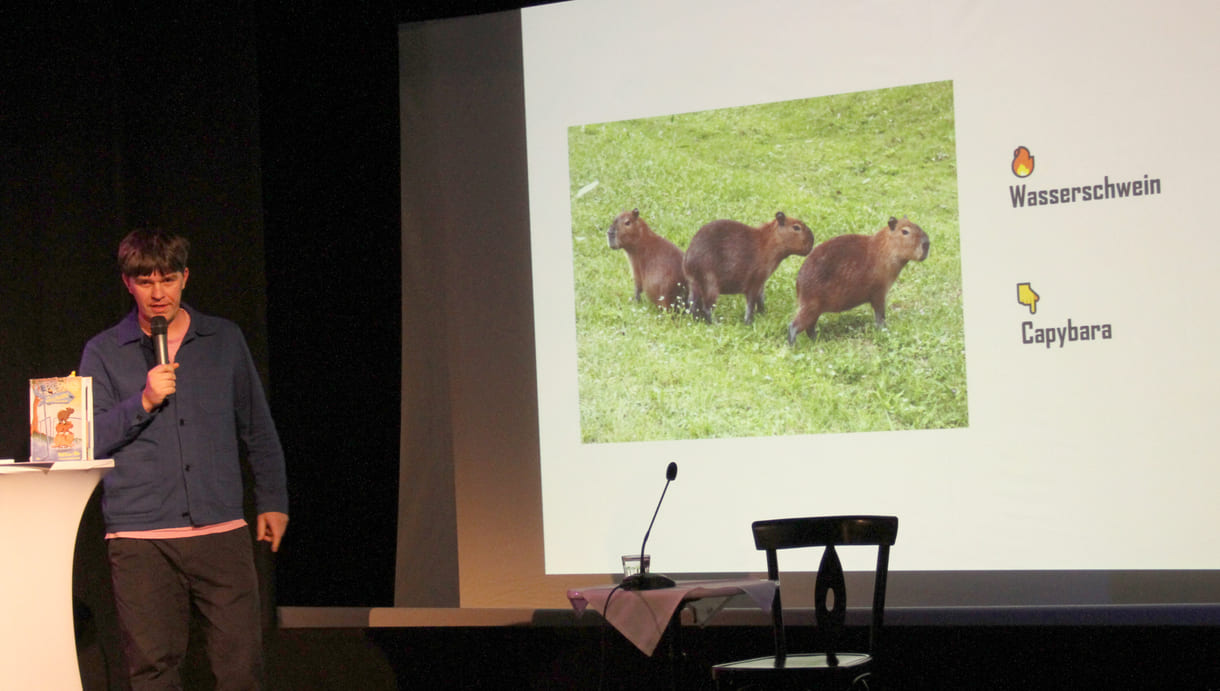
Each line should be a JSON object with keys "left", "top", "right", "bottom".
{"left": 788, "top": 215, "right": 930, "bottom": 345}
{"left": 606, "top": 208, "right": 687, "bottom": 309}
{"left": 683, "top": 211, "right": 815, "bottom": 323}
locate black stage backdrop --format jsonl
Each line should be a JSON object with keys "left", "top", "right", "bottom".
{"left": 0, "top": 2, "right": 532, "bottom": 608}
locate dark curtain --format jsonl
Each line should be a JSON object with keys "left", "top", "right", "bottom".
{"left": 2, "top": 4, "right": 402, "bottom": 670}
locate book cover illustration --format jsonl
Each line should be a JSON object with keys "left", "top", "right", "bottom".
{"left": 30, "top": 375, "right": 92, "bottom": 462}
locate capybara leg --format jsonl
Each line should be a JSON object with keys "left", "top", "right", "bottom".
{"left": 871, "top": 295, "right": 887, "bottom": 328}
{"left": 700, "top": 288, "right": 720, "bottom": 323}
{"left": 692, "top": 297, "right": 709, "bottom": 322}
{"left": 787, "top": 319, "right": 818, "bottom": 346}
{"left": 744, "top": 291, "right": 766, "bottom": 324}
{"left": 687, "top": 285, "right": 703, "bottom": 319}
{"left": 788, "top": 309, "right": 819, "bottom": 345}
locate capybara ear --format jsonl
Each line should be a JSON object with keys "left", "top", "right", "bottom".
{"left": 775, "top": 211, "right": 787, "bottom": 225}
{"left": 888, "top": 216, "right": 898, "bottom": 230}
{"left": 632, "top": 208, "right": 640, "bottom": 219}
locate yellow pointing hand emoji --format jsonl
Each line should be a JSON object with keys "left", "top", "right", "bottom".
{"left": 1017, "top": 282, "right": 1039, "bottom": 314}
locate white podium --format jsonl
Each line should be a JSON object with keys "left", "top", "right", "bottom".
{"left": 0, "top": 459, "right": 113, "bottom": 691}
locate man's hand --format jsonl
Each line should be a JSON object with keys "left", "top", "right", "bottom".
{"left": 257, "top": 511, "right": 290, "bottom": 552}
{"left": 141, "top": 362, "right": 179, "bottom": 411}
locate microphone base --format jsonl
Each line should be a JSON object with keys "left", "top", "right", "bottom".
{"left": 620, "top": 572, "right": 676, "bottom": 591}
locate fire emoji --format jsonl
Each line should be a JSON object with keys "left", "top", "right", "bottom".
{"left": 1012, "top": 146, "right": 1034, "bottom": 177}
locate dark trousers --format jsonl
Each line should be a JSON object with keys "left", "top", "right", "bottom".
{"left": 108, "top": 528, "right": 263, "bottom": 691}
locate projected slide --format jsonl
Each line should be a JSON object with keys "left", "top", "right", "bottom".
{"left": 523, "top": 0, "right": 1220, "bottom": 579}
{"left": 569, "top": 81, "right": 964, "bottom": 443}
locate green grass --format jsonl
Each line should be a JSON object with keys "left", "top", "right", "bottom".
{"left": 568, "top": 80, "right": 965, "bottom": 443}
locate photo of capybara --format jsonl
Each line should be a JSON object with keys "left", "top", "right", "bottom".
{"left": 788, "top": 215, "right": 930, "bottom": 344}
{"left": 606, "top": 208, "right": 688, "bottom": 309}
{"left": 683, "top": 211, "right": 815, "bottom": 323}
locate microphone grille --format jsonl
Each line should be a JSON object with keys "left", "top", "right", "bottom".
{"left": 666, "top": 461, "right": 678, "bottom": 481}
{"left": 149, "top": 316, "right": 169, "bottom": 336}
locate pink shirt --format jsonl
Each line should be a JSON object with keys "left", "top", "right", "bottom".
{"left": 107, "top": 519, "right": 247, "bottom": 541}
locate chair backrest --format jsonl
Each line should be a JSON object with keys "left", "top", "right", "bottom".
{"left": 751, "top": 515, "right": 898, "bottom": 665}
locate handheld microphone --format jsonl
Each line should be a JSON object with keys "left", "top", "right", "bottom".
{"left": 621, "top": 461, "right": 678, "bottom": 591}
{"left": 150, "top": 316, "right": 170, "bottom": 366}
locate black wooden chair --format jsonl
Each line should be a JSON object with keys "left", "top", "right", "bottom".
{"left": 710, "top": 515, "right": 899, "bottom": 690}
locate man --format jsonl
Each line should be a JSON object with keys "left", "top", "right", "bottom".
{"left": 79, "top": 227, "right": 289, "bottom": 690}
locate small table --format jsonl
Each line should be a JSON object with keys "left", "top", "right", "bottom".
{"left": 0, "top": 459, "right": 114, "bottom": 691}
{"left": 567, "top": 578, "right": 776, "bottom": 656}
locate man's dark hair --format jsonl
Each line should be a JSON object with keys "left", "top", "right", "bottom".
{"left": 117, "top": 227, "right": 190, "bottom": 277}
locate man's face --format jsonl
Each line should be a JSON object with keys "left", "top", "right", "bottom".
{"left": 123, "top": 269, "right": 189, "bottom": 331}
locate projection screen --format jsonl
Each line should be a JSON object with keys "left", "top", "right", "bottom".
{"left": 524, "top": 0, "right": 1220, "bottom": 588}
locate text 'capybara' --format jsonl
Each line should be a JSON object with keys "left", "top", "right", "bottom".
{"left": 683, "top": 211, "right": 815, "bottom": 323}
{"left": 606, "top": 208, "right": 687, "bottom": 309}
{"left": 788, "top": 215, "right": 930, "bottom": 345}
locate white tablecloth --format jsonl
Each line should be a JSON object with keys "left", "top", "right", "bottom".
{"left": 567, "top": 578, "right": 776, "bottom": 655}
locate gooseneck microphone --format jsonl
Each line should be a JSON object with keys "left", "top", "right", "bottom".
{"left": 620, "top": 461, "right": 678, "bottom": 591}
{"left": 150, "top": 316, "right": 170, "bottom": 366}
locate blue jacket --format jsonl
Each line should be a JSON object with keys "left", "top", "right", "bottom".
{"left": 79, "top": 307, "right": 288, "bottom": 532}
